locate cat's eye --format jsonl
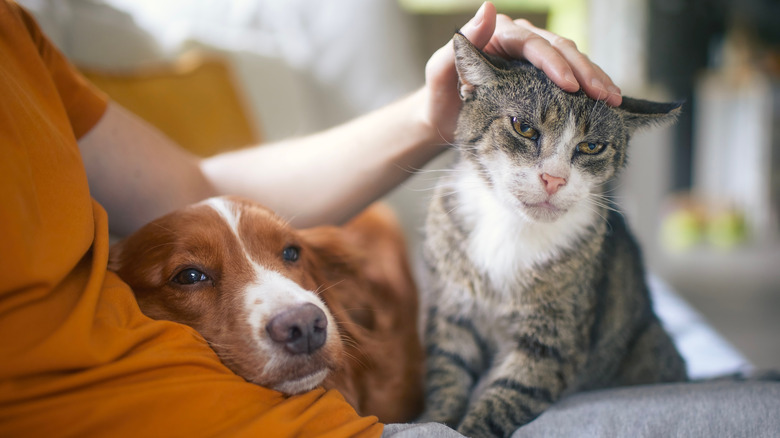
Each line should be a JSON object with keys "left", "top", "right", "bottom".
{"left": 511, "top": 117, "right": 539, "bottom": 141}
{"left": 172, "top": 268, "right": 209, "bottom": 285}
{"left": 577, "top": 142, "right": 607, "bottom": 155}
{"left": 282, "top": 246, "right": 300, "bottom": 262}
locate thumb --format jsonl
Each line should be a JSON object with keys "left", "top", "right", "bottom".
{"left": 425, "top": 2, "right": 496, "bottom": 81}
{"left": 459, "top": 2, "right": 497, "bottom": 49}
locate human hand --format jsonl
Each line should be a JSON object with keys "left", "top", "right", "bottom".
{"left": 423, "top": 1, "right": 622, "bottom": 143}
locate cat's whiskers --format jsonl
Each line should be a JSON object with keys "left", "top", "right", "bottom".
{"left": 441, "top": 193, "right": 478, "bottom": 216}
{"left": 409, "top": 166, "right": 489, "bottom": 178}
{"left": 586, "top": 97, "right": 608, "bottom": 126}
{"left": 432, "top": 136, "right": 471, "bottom": 151}
{"left": 410, "top": 167, "right": 461, "bottom": 175}
{"left": 420, "top": 35, "right": 688, "bottom": 434}
{"left": 457, "top": 148, "right": 486, "bottom": 163}
{"left": 588, "top": 183, "right": 625, "bottom": 212}
{"left": 430, "top": 187, "right": 482, "bottom": 212}
{"left": 582, "top": 194, "right": 622, "bottom": 229}
{"left": 415, "top": 164, "right": 490, "bottom": 183}
{"left": 408, "top": 185, "right": 446, "bottom": 193}
{"left": 580, "top": 199, "right": 612, "bottom": 229}
{"left": 435, "top": 171, "right": 493, "bottom": 197}
{"left": 590, "top": 185, "right": 621, "bottom": 199}
{"left": 587, "top": 191, "right": 620, "bottom": 210}
{"left": 592, "top": 180, "right": 621, "bottom": 192}
{"left": 591, "top": 194, "right": 621, "bottom": 207}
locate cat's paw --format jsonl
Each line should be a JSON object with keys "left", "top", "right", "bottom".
{"left": 457, "top": 420, "right": 499, "bottom": 438}
{"left": 457, "top": 412, "right": 519, "bottom": 438}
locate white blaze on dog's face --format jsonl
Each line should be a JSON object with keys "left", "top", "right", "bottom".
{"left": 108, "top": 196, "right": 344, "bottom": 395}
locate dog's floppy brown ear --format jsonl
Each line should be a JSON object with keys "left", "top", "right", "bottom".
{"left": 299, "top": 227, "right": 364, "bottom": 276}
{"left": 107, "top": 240, "right": 126, "bottom": 273}
{"left": 299, "top": 225, "right": 377, "bottom": 329}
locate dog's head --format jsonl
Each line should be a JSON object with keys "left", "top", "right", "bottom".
{"left": 108, "top": 196, "right": 344, "bottom": 394}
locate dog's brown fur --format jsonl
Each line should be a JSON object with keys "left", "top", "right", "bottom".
{"left": 108, "top": 197, "right": 424, "bottom": 423}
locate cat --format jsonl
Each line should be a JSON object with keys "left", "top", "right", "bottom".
{"left": 419, "top": 32, "right": 688, "bottom": 437}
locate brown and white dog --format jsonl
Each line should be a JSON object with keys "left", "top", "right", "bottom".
{"left": 108, "top": 196, "right": 424, "bottom": 423}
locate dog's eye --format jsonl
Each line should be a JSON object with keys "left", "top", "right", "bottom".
{"left": 282, "top": 246, "right": 300, "bottom": 262}
{"left": 172, "top": 268, "right": 209, "bottom": 285}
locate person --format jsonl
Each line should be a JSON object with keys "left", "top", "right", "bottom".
{"left": 0, "top": 1, "right": 621, "bottom": 436}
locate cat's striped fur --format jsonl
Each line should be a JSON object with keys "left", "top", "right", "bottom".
{"left": 420, "top": 33, "right": 687, "bottom": 437}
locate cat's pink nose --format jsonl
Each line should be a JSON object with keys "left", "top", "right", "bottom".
{"left": 540, "top": 173, "right": 567, "bottom": 195}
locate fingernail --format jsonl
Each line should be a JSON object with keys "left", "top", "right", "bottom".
{"left": 608, "top": 84, "right": 621, "bottom": 96}
{"left": 591, "top": 77, "right": 606, "bottom": 96}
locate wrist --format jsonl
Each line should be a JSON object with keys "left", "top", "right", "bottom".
{"left": 407, "top": 87, "right": 451, "bottom": 153}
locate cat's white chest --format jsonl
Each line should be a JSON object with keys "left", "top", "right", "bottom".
{"left": 454, "top": 170, "right": 595, "bottom": 295}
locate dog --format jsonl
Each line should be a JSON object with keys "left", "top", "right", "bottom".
{"left": 108, "top": 196, "right": 424, "bottom": 423}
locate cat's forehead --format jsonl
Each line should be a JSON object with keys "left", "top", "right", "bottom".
{"left": 501, "top": 66, "right": 618, "bottom": 129}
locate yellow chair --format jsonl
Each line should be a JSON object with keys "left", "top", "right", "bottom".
{"left": 81, "top": 52, "right": 261, "bottom": 157}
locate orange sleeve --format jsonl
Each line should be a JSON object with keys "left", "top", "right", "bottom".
{"left": 0, "top": 2, "right": 381, "bottom": 436}
{"left": 1, "top": 227, "right": 381, "bottom": 437}
{"left": 13, "top": 1, "right": 108, "bottom": 138}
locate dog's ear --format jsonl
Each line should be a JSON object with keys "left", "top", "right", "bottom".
{"left": 299, "top": 226, "right": 377, "bottom": 330}
{"left": 107, "top": 240, "right": 125, "bottom": 273}
{"left": 299, "top": 227, "right": 364, "bottom": 275}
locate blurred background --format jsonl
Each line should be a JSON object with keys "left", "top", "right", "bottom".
{"left": 19, "top": 0, "right": 779, "bottom": 370}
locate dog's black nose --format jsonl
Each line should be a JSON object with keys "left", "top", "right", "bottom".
{"left": 266, "top": 303, "right": 328, "bottom": 355}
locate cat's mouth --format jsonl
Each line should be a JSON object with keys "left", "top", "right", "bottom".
{"left": 521, "top": 201, "right": 567, "bottom": 222}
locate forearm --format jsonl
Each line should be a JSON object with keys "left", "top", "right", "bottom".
{"left": 78, "top": 102, "right": 218, "bottom": 236}
{"left": 82, "top": 90, "right": 443, "bottom": 235}
{"left": 80, "top": 3, "right": 621, "bottom": 235}
{"left": 201, "top": 88, "right": 444, "bottom": 227}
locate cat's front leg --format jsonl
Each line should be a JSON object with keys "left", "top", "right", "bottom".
{"left": 419, "top": 307, "right": 488, "bottom": 427}
{"left": 457, "top": 380, "right": 552, "bottom": 437}
{"left": 457, "top": 348, "right": 573, "bottom": 438}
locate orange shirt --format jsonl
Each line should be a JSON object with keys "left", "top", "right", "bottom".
{"left": 0, "top": 2, "right": 381, "bottom": 436}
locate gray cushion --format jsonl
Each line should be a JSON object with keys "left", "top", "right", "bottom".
{"left": 513, "top": 381, "right": 780, "bottom": 438}
{"left": 384, "top": 381, "right": 780, "bottom": 437}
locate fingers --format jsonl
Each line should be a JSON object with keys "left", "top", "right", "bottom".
{"left": 489, "top": 16, "right": 579, "bottom": 92}
{"left": 515, "top": 19, "right": 622, "bottom": 106}
{"left": 486, "top": 15, "right": 622, "bottom": 106}
{"left": 425, "top": 2, "right": 496, "bottom": 76}
{"left": 584, "top": 61, "right": 622, "bottom": 106}
{"left": 458, "top": 2, "right": 497, "bottom": 50}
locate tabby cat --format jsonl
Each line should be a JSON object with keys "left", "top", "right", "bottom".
{"left": 420, "top": 33, "right": 687, "bottom": 437}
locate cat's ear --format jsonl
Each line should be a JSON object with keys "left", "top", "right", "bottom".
{"left": 618, "top": 97, "right": 683, "bottom": 134}
{"left": 453, "top": 32, "right": 500, "bottom": 101}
